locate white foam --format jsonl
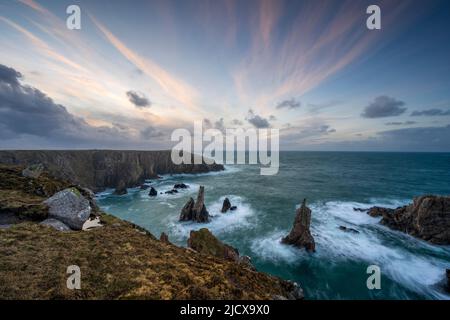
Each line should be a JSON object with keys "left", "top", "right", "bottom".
{"left": 250, "top": 231, "right": 305, "bottom": 264}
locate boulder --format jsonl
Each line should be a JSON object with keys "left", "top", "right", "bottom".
{"left": 43, "top": 188, "right": 91, "bottom": 230}
{"left": 380, "top": 195, "right": 450, "bottom": 244}
{"left": 179, "top": 197, "right": 195, "bottom": 221}
{"left": 230, "top": 206, "right": 237, "bottom": 211}
{"left": 339, "top": 226, "right": 360, "bottom": 234}
{"left": 192, "top": 186, "right": 209, "bottom": 222}
{"left": 187, "top": 228, "right": 239, "bottom": 262}
{"left": 148, "top": 187, "right": 157, "bottom": 196}
{"left": 160, "top": 232, "right": 170, "bottom": 244}
{"left": 174, "top": 183, "right": 188, "bottom": 189}
{"left": 221, "top": 197, "right": 231, "bottom": 213}
{"left": 40, "top": 218, "right": 71, "bottom": 231}
{"left": 113, "top": 181, "right": 127, "bottom": 195}
{"left": 281, "top": 199, "right": 315, "bottom": 252}
{"left": 165, "top": 189, "right": 178, "bottom": 194}
{"left": 21, "top": 163, "right": 44, "bottom": 179}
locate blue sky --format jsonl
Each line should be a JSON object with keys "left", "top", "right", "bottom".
{"left": 0, "top": 0, "right": 449, "bottom": 151}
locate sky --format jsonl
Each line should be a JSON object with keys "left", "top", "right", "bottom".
{"left": 0, "top": 0, "right": 450, "bottom": 151}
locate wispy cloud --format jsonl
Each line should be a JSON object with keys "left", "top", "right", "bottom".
{"left": 90, "top": 15, "right": 200, "bottom": 114}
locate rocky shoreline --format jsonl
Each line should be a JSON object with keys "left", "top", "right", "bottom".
{"left": 0, "top": 150, "right": 224, "bottom": 192}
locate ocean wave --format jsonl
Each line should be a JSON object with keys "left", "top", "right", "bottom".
{"left": 252, "top": 200, "right": 450, "bottom": 299}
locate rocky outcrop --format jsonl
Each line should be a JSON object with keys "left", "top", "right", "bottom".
{"left": 0, "top": 150, "right": 224, "bottom": 192}
{"left": 282, "top": 199, "right": 315, "bottom": 252}
{"left": 174, "top": 183, "right": 188, "bottom": 189}
{"left": 179, "top": 198, "right": 195, "bottom": 221}
{"left": 221, "top": 197, "right": 231, "bottom": 213}
{"left": 188, "top": 228, "right": 239, "bottom": 262}
{"left": 44, "top": 188, "right": 91, "bottom": 230}
{"left": 192, "top": 186, "right": 209, "bottom": 222}
{"left": 368, "top": 207, "right": 394, "bottom": 217}
{"left": 187, "top": 228, "right": 255, "bottom": 270}
{"left": 22, "top": 164, "right": 44, "bottom": 179}
{"left": 179, "top": 186, "right": 209, "bottom": 222}
{"left": 378, "top": 195, "right": 450, "bottom": 244}
{"left": 148, "top": 187, "right": 157, "bottom": 196}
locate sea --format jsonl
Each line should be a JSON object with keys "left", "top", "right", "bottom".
{"left": 96, "top": 152, "right": 450, "bottom": 300}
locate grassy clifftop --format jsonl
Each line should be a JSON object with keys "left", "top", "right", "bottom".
{"left": 0, "top": 165, "right": 300, "bottom": 300}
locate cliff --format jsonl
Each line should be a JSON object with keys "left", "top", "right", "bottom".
{"left": 0, "top": 164, "right": 302, "bottom": 299}
{"left": 0, "top": 150, "right": 223, "bottom": 192}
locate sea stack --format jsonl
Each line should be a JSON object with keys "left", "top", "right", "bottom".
{"left": 282, "top": 199, "right": 315, "bottom": 252}
{"left": 221, "top": 197, "right": 231, "bottom": 213}
{"left": 179, "top": 186, "right": 209, "bottom": 222}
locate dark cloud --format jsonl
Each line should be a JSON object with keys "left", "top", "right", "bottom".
{"left": 411, "top": 108, "right": 450, "bottom": 116}
{"left": 269, "top": 115, "right": 277, "bottom": 121}
{"left": 385, "top": 121, "right": 417, "bottom": 126}
{"left": 276, "top": 98, "right": 301, "bottom": 110}
{"left": 203, "top": 118, "right": 225, "bottom": 132}
{"left": 361, "top": 96, "right": 406, "bottom": 118}
{"left": 0, "top": 64, "right": 136, "bottom": 148}
{"left": 126, "top": 90, "right": 151, "bottom": 108}
{"left": 247, "top": 109, "right": 270, "bottom": 128}
{"left": 140, "top": 126, "right": 164, "bottom": 139}
{"left": 0, "top": 64, "right": 22, "bottom": 86}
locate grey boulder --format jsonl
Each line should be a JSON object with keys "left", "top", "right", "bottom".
{"left": 44, "top": 188, "right": 91, "bottom": 230}
{"left": 40, "top": 218, "right": 71, "bottom": 231}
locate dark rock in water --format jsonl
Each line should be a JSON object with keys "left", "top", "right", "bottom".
{"left": 165, "top": 189, "right": 178, "bottom": 194}
{"left": 178, "top": 186, "right": 209, "bottom": 222}
{"left": 192, "top": 186, "right": 209, "bottom": 222}
{"left": 353, "top": 207, "right": 368, "bottom": 212}
{"left": 148, "top": 187, "right": 157, "bottom": 196}
{"left": 379, "top": 195, "right": 450, "bottom": 244}
{"left": 140, "top": 184, "right": 150, "bottom": 190}
{"left": 174, "top": 183, "right": 188, "bottom": 189}
{"left": 187, "top": 228, "right": 240, "bottom": 263}
{"left": 22, "top": 163, "right": 44, "bottom": 179}
{"left": 230, "top": 206, "right": 237, "bottom": 211}
{"left": 339, "top": 226, "right": 360, "bottom": 234}
{"left": 179, "top": 197, "right": 195, "bottom": 221}
{"left": 160, "top": 232, "right": 170, "bottom": 244}
{"left": 282, "top": 199, "right": 315, "bottom": 252}
{"left": 221, "top": 197, "right": 231, "bottom": 213}
{"left": 367, "top": 206, "right": 394, "bottom": 217}
{"left": 113, "top": 181, "right": 127, "bottom": 195}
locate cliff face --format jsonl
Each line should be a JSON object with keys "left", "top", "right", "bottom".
{"left": 0, "top": 150, "right": 223, "bottom": 192}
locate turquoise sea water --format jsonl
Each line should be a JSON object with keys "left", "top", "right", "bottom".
{"left": 96, "top": 152, "right": 450, "bottom": 300}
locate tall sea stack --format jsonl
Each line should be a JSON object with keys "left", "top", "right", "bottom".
{"left": 282, "top": 199, "right": 315, "bottom": 252}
